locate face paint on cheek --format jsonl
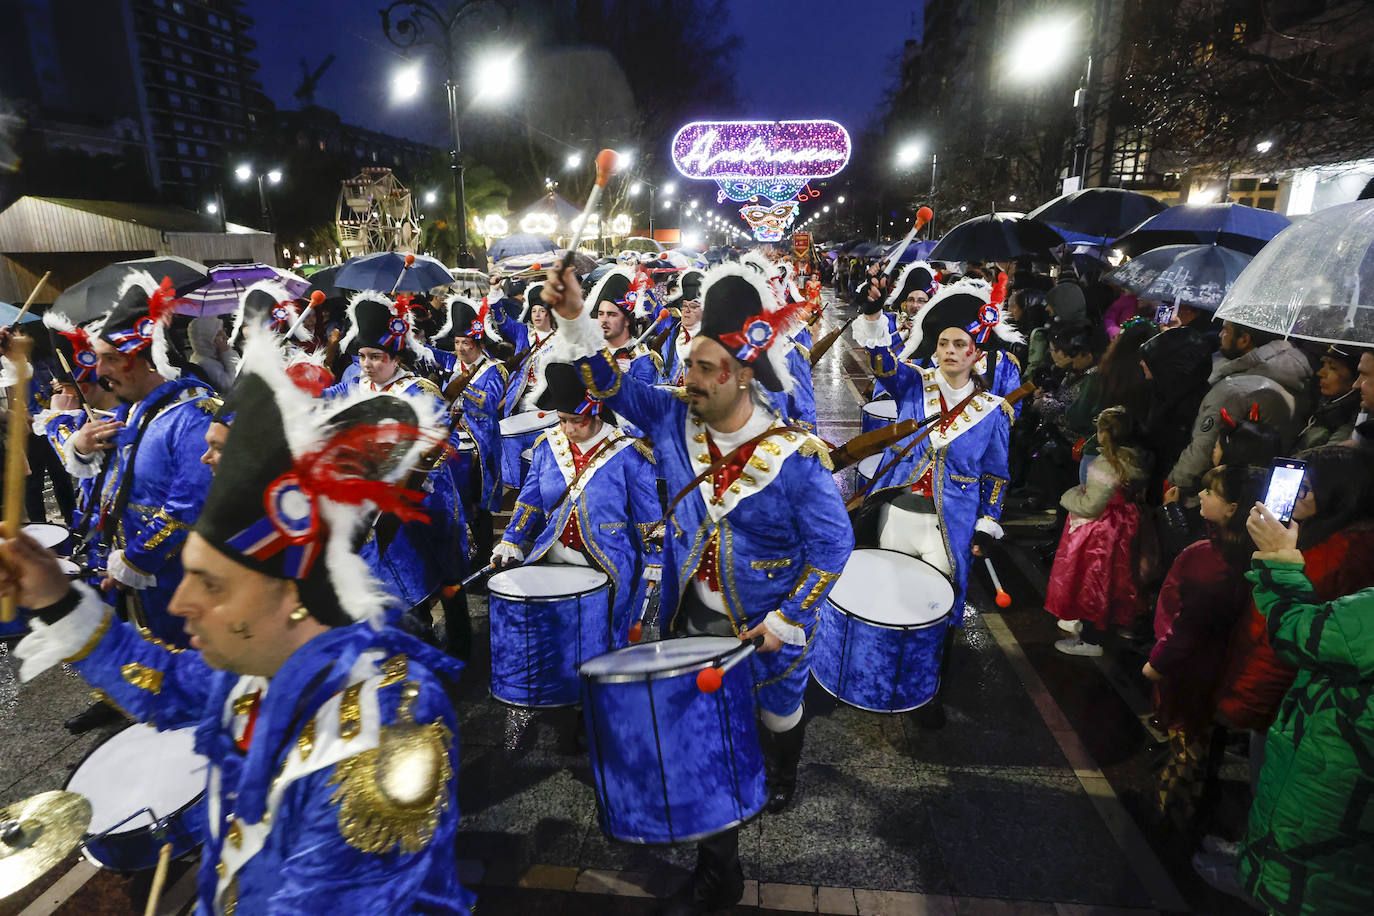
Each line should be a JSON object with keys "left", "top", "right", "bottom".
{"left": 716, "top": 366, "right": 731, "bottom": 385}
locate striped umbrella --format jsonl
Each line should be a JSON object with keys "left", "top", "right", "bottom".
{"left": 175, "top": 263, "right": 311, "bottom": 317}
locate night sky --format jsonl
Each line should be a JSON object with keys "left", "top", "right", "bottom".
{"left": 248, "top": 0, "right": 921, "bottom": 150}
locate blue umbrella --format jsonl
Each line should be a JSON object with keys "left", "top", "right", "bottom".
{"left": 1115, "top": 203, "right": 1290, "bottom": 257}
{"left": 487, "top": 233, "right": 558, "bottom": 260}
{"left": 1027, "top": 188, "right": 1167, "bottom": 241}
{"left": 1104, "top": 244, "right": 1253, "bottom": 312}
{"left": 929, "top": 213, "right": 1065, "bottom": 262}
{"left": 0, "top": 302, "right": 42, "bottom": 325}
{"left": 335, "top": 252, "right": 453, "bottom": 293}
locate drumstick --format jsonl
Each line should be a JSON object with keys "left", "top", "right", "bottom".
{"left": 881, "top": 207, "right": 934, "bottom": 277}
{"left": 286, "top": 290, "right": 326, "bottom": 340}
{"left": 560, "top": 150, "right": 619, "bottom": 274}
{"left": 984, "top": 556, "right": 1012, "bottom": 607}
{"left": 631, "top": 309, "right": 671, "bottom": 347}
{"left": 7, "top": 271, "right": 51, "bottom": 328}
{"left": 390, "top": 254, "right": 417, "bottom": 295}
{"left": 144, "top": 842, "right": 173, "bottom": 916}
{"left": 443, "top": 562, "right": 496, "bottom": 596}
{"left": 54, "top": 349, "right": 98, "bottom": 421}
{"left": 696, "top": 637, "right": 764, "bottom": 693}
{"left": 2, "top": 336, "right": 34, "bottom": 623}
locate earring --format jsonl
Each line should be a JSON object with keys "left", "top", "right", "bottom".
{"left": 737, "top": 382, "right": 749, "bottom": 390}
{"left": 288, "top": 606, "right": 310, "bottom": 623}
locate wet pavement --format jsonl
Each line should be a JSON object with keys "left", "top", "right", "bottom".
{"left": 0, "top": 291, "right": 1259, "bottom": 915}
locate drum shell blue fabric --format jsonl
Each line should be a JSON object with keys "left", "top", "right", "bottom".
{"left": 811, "top": 600, "right": 950, "bottom": 712}
{"left": 501, "top": 426, "right": 546, "bottom": 489}
{"left": 489, "top": 578, "right": 614, "bottom": 707}
{"left": 860, "top": 398, "right": 897, "bottom": 434}
{"left": 582, "top": 654, "right": 766, "bottom": 844}
{"left": 77, "top": 799, "right": 203, "bottom": 871}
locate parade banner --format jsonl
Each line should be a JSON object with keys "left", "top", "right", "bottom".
{"left": 671, "top": 120, "right": 852, "bottom": 203}
{"left": 792, "top": 232, "right": 812, "bottom": 259}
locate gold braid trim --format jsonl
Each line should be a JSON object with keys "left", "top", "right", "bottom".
{"left": 142, "top": 508, "right": 190, "bottom": 550}
{"left": 773, "top": 608, "right": 806, "bottom": 628}
{"left": 121, "top": 662, "right": 163, "bottom": 694}
{"left": 787, "top": 565, "right": 841, "bottom": 611}
{"left": 750, "top": 558, "right": 792, "bottom": 570}
{"left": 797, "top": 436, "right": 834, "bottom": 470}
{"left": 63, "top": 611, "right": 113, "bottom": 663}
{"left": 631, "top": 438, "right": 656, "bottom": 464}
{"left": 297, "top": 718, "right": 316, "bottom": 761}
{"left": 339, "top": 683, "right": 363, "bottom": 741}
{"left": 870, "top": 348, "right": 898, "bottom": 378}
{"left": 379, "top": 655, "right": 409, "bottom": 687}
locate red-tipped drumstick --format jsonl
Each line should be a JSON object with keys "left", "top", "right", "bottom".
{"left": 287, "top": 289, "right": 327, "bottom": 340}
{"left": 631, "top": 308, "right": 671, "bottom": 346}
{"left": 390, "top": 253, "right": 417, "bottom": 295}
{"left": 696, "top": 636, "right": 765, "bottom": 693}
{"left": 882, "top": 206, "right": 935, "bottom": 277}
{"left": 561, "top": 150, "right": 619, "bottom": 274}
{"left": 984, "top": 556, "right": 1012, "bottom": 607}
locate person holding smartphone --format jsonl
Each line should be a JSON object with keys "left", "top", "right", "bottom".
{"left": 1221, "top": 499, "right": 1374, "bottom": 916}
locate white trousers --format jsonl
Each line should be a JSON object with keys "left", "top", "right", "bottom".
{"left": 877, "top": 503, "right": 953, "bottom": 577}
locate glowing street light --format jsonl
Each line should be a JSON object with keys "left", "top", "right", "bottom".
{"left": 629, "top": 182, "right": 642, "bottom": 196}
{"left": 472, "top": 49, "right": 518, "bottom": 103}
{"left": 392, "top": 64, "right": 422, "bottom": 101}
{"left": 205, "top": 201, "right": 219, "bottom": 215}
{"left": 1007, "top": 16, "right": 1078, "bottom": 80}
{"left": 424, "top": 190, "right": 438, "bottom": 205}
{"left": 837, "top": 195, "right": 845, "bottom": 204}
{"left": 663, "top": 181, "right": 677, "bottom": 196}
{"left": 266, "top": 169, "right": 283, "bottom": 184}
{"left": 896, "top": 143, "right": 921, "bottom": 167}
{"left": 1256, "top": 140, "right": 1274, "bottom": 154}
{"left": 565, "top": 152, "right": 582, "bottom": 170}
{"left": 235, "top": 163, "right": 284, "bottom": 233}
{"left": 234, "top": 163, "right": 252, "bottom": 181}
{"left": 1008, "top": 194, "right": 1018, "bottom": 203}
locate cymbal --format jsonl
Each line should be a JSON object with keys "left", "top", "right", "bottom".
{"left": 0, "top": 790, "right": 92, "bottom": 897}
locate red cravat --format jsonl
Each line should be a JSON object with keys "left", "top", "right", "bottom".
{"left": 911, "top": 392, "right": 954, "bottom": 497}
{"left": 558, "top": 441, "right": 596, "bottom": 551}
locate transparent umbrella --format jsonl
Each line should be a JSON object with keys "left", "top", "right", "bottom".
{"left": 1215, "top": 200, "right": 1374, "bottom": 346}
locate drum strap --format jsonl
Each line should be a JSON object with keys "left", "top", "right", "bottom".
{"left": 657, "top": 424, "right": 814, "bottom": 529}
{"left": 844, "top": 389, "right": 979, "bottom": 512}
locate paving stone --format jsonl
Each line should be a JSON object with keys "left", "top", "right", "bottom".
{"left": 760, "top": 882, "right": 817, "bottom": 912}
{"left": 817, "top": 885, "right": 860, "bottom": 914}
{"left": 855, "top": 889, "right": 956, "bottom": 916}
{"left": 573, "top": 868, "right": 654, "bottom": 898}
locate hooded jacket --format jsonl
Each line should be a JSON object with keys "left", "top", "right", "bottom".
{"left": 1169, "top": 338, "right": 1313, "bottom": 489}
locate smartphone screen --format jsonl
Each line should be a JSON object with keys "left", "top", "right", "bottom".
{"left": 1155, "top": 303, "right": 1177, "bottom": 325}
{"left": 1263, "top": 458, "right": 1307, "bottom": 524}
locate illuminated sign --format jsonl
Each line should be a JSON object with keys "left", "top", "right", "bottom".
{"left": 519, "top": 212, "right": 558, "bottom": 236}
{"left": 482, "top": 213, "right": 509, "bottom": 237}
{"left": 739, "top": 200, "right": 798, "bottom": 241}
{"left": 671, "top": 120, "right": 851, "bottom": 204}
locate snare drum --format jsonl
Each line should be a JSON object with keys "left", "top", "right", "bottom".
{"left": 860, "top": 398, "right": 898, "bottom": 434}
{"left": 500, "top": 410, "right": 557, "bottom": 488}
{"left": 520, "top": 446, "right": 533, "bottom": 483}
{"left": 64, "top": 723, "right": 207, "bottom": 870}
{"left": 580, "top": 637, "right": 767, "bottom": 844}
{"left": 855, "top": 453, "right": 883, "bottom": 493}
{"left": 23, "top": 522, "right": 71, "bottom": 555}
{"left": 488, "top": 564, "right": 614, "bottom": 707}
{"left": 811, "top": 548, "right": 954, "bottom": 713}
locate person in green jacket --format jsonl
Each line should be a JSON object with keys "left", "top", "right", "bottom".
{"left": 1239, "top": 499, "right": 1374, "bottom": 916}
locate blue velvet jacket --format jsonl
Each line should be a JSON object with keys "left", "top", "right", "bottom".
{"left": 322, "top": 371, "right": 468, "bottom": 616}
{"left": 573, "top": 343, "right": 853, "bottom": 714}
{"left": 448, "top": 357, "right": 507, "bottom": 514}
{"left": 489, "top": 297, "right": 531, "bottom": 354}
{"left": 73, "top": 377, "right": 216, "bottom": 646}
{"left": 500, "top": 426, "right": 661, "bottom": 640}
{"left": 501, "top": 330, "right": 558, "bottom": 416}
{"left": 865, "top": 350, "right": 1011, "bottom": 624}
{"left": 39, "top": 408, "right": 101, "bottom": 533}
{"left": 24, "top": 585, "right": 473, "bottom": 915}
{"left": 766, "top": 340, "right": 817, "bottom": 433}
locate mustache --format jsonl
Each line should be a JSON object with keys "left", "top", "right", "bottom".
{"left": 685, "top": 386, "right": 709, "bottom": 398}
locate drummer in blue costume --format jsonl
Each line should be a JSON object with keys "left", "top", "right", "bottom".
{"left": 322, "top": 291, "right": 468, "bottom": 649}
{"left": 499, "top": 281, "right": 560, "bottom": 416}
{"left": 746, "top": 255, "right": 818, "bottom": 433}
{"left": 431, "top": 294, "right": 504, "bottom": 612}
{"left": 542, "top": 259, "right": 853, "bottom": 916}
{"left": 589, "top": 266, "right": 666, "bottom": 386}
{"left": 882, "top": 260, "right": 941, "bottom": 345}
{"left": 69, "top": 273, "right": 217, "bottom": 652}
{"left": 852, "top": 278, "right": 1017, "bottom": 724}
{"left": 491, "top": 361, "right": 662, "bottom": 643}
{"left": 0, "top": 330, "right": 474, "bottom": 914}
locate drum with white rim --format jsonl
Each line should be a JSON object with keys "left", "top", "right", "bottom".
{"left": 860, "top": 398, "right": 898, "bottom": 434}
{"left": 500, "top": 410, "right": 558, "bottom": 488}
{"left": 23, "top": 522, "right": 70, "bottom": 554}
{"left": 811, "top": 548, "right": 954, "bottom": 713}
{"left": 487, "top": 563, "right": 615, "bottom": 707}
{"left": 855, "top": 453, "right": 883, "bottom": 493}
{"left": 520, "top": 446, "right": 533, "bottom": 482}
{"left": 580, "top": 636, "right": 766, "bottom": 844}
{"left": 63, "top": 723, "right": 207, "bottom": 870}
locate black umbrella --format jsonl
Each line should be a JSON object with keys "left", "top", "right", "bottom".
{"left": 305, "top": 264, "right": 347, "bottom": 299}
{"left": 1026, "top": 188, "right": 1168, "bottom": 242}
{"left": 51, "top": 256, "right": 210, "bottom": 324}
{"left": 929, "top": 213, "right": 1066, "bottom": 262}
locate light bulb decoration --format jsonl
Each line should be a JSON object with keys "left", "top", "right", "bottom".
{"left": 671, "top": 119, "right": 851, "bottom": 204}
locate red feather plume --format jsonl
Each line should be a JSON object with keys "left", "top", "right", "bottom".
{"left": 990, "top": 272, "right": 1010, "bottom": 308}
{"left": 148, "top": 275, "right": 178, "bottom": 325}
{"left": 291, "top": 421, "right": 447, "bottom": 523}
{"left": 57, "top": 325, "right": 92, "bottom": 353}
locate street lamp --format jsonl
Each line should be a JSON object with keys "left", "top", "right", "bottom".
{"left": 896, "top": 143, "right": 921, "bottom": 167}
{"left": 381, "top": 0, "right": 515, "bottom": 268}
{"left": 235, "top": 163, "right": 283, "bottom": 231}
{"left": 1256, "top": 140, "right": 1274, "bottom": 154}
{"left": 565, "top": 152, "right": 582, "bottom": 170}
{"left": 1007, "top": 16, "right": 1077, "bottom": 80}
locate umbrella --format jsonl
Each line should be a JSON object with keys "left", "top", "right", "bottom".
{"left": 174, "top": 263, "right": 311, "bottom": 317}
{"left": 1027, "top": 188, "right": 1168, "bottom": 242}
{"left": 883, "top": 238, "right": 939, "bottom": 264}
{"left": 0, "top": 302, "right": 42, "bottom": 326}
{"left": 496, "top": 249, "right": 597, "bottom": 275}
{"left": 929, "top": 213, "right": 1065, "bottom": 262}
{"left": 1104, "top": 244, "right": 1252, "bottom": 312}
{"left": 51, "top": 256, "right": 210, "bottom": 324}
{"left": 335, "top": 252, "right": 454, "bottom": 293}
{"left": 1216, "top": 199, "right": 1374, "bottom": 346}
{"left": 450, "top": 268, "right": 490, "bottom": 297}
{"left": 850, "top": 242, "right": 887, "bottom": 257}
{"left": 487, "top": 233, "right": 558, "bottom": 260}
{"left": 305, "top": 264, "right": 347, "bottom": 298}
{"left": 1114, "top": 202, "right": 1290, "bottom": 257}
{"left": 621, "top": 236, "right": 663, "bottom": 254}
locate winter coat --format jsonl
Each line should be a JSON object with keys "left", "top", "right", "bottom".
{"left": 1215, "top": 523, "right": 1374, "bottom": 730}
{"left": 1238, "top": 560, "right": 1374, "bottom": 916}
{"left": 1169, "top": 339, "right": 1314, "bottom": 489}
{"left": 1149, "top": 539, "right": 1248, "bottom": 735}
{"left": 1139, "top": 327, "right": 1211, "bottom": 497}
{"left": 1295, "top": 391, "right": 1360, "bottom": 451}
{"left": 1103, "top": 292, "right": 1143, "bottom": 338}
{"left": 1044, "top": 448, "right": 1152, "bottom": 628}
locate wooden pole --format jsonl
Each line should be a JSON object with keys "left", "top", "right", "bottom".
{"left": 2, "top": 335, "right": 34, "bottom": 622}
{"left": 143, "top": 842, "right": 173, "bottom": 916}
{"left": 8, "top": 271, "right": 52, "bottom": 327}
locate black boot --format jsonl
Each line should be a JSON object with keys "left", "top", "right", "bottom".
{"left": 659, "top": 829, "right": 744, "bottom": 916}
{"left": 64, "top": 699, "right": 126, "bottom": 735}
{"left": 440, "top": 590, "right": 472, "bottom": 662}
{"left": 762, "top": 719, "right": 807, "bottom": 813}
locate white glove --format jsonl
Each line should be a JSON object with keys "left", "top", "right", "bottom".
{"left": 108, "top": 549, "right": 156, "bottom": 589}
{"left": 490, "top": 543, "right": 525, "bottom": 567}
{"left": 643, "top": 564, "right": 662, "bottom": 583}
